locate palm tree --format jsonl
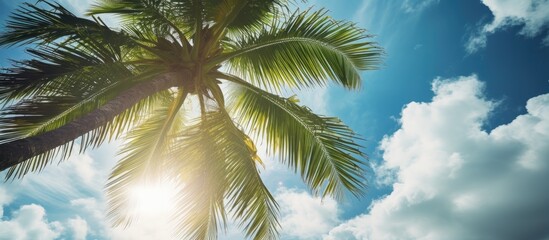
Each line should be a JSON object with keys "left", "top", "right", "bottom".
{"left": 0, "top": 0, "right": 381, "bottom": 239}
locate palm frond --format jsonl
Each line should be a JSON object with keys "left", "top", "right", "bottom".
{"left": 0, "top": 96, "right": 89, "bottom": 142}
{"left": 218, "top": 111, "right": 280, "bottom": 239}
{"left": 106, "top": 89, "right": 186, "bottom": 226}
{"left": 3, "top": 137, "right": 77, "bottom": 179}
{"left": 77, "top": 81, "right": 173, "bottom": 152}
{"left": 167, "top": 110, "right": 279, "bottom": 239}
{"left": 89, "top": 0, "right": 190, "bottom": 47}
{"left": 0, "top": 67, "right": 164, "bottom": 143}
{"left": 89, "top": 0, "right": 173, "bottom": 23}
{"left": 223, "top": 73, "right": 367, "bottom": 199}
{"left": 168, "top": 113, "right": 229, "bottom": 240}
{"left": 216, "top": 8, "right": 382, "bottom": 92}
{"left": 0, "top": 1, "right": 132, "bottom": 47}
{"left": 3, "top": 75, "right": 177, "bottom": 179}
{"left": 0, "top": 22, "right": 140, "bottom": 103}
{"left": 0, "top": 45, "right": 105, "bottom": 101}
{"left": 210, "top": 0, "right": 286, "bottom": 34}
{"left": 171, "top": 0, "right": 207, "bottom": 30}
{"left": 0, "top": 36, "right": 171, "bottom": 143}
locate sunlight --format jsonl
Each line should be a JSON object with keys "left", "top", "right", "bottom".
{"left": 128, "top": 180, "right": 179, "bottom": 217}
{"left": 112, "top": 179, "right": 183, "bottom": 239}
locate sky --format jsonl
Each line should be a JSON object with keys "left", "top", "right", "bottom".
{"left": 1, "top": 0, "right": 549, "bottom": 239}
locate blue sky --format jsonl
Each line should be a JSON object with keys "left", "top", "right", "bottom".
{"left": 1, "top": 0, "right": 549, "bottom": 239}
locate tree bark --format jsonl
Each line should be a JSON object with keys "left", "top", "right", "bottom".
{"left": 0, "top": 73, "right": 181, "bottom": 171}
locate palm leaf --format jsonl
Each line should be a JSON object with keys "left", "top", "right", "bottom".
{"left": 167, "top": 110, "right": 279, "bottom": 239}
{"left": 168, "top": 113, "right": 229, "bottom": 240}
{"left": 0, "top": 1, "right": 132, "bottom": 48}
{"left": 106, "top": 89, "right": 187, "bottom": 226}
{"left": 218, "top": 111, "right": 280, "bottom": 239}
{"left": 0, "top": 67, "right": 165, "bottom": 143}
{"left": 0, "top": 38, "right": 169, "bottom": 142}
{"left": 0, "top": 44, "right": 109, "bottom": 101}
{"left": 215, "top": 8, "right": 382, "bottom": 91}
{"left": 88, "top": 0, "right": 190, "bottom": 48}
{"left": 0, "top": 26, "right": 137, "bottom": 102}
{"left": 3, "top": 85, "right": 171, "bottom": 180}
{"left": 209, "top": 0, "right": 285, "bottom": 34}
{"left": 222, "top": 73, "right": 367, "bottom": 199}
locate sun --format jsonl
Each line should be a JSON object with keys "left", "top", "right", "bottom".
{"left": 113, "top": 180, "right": 182, "bottom": 238}
{"left": 128, "top": 180, "right": 179, "bottom": 217}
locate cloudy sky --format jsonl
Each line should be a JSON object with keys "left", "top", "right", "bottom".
{"left": 1, "top": 0, "right": 549, "bottom": 239}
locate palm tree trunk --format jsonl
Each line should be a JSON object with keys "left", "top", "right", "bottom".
{"left": 0, "top": 73, "right": 181, "bottom": 171}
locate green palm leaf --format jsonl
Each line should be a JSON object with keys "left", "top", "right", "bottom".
{"left": 209, "top": 0, "right": 285, "bottom": 33}
{"left": 216, "top": 9, "right": 382, "bottom": 91}
{"left": 168, "top": 113, "right": 229, "bottom": 240}
{"left": 0, "top": 39, "right": 167, "bottom": 154}
{"left": 3, "top": 86, "right": 170, "bottom": 179}
{"left": 222, "top": 73, "right": 366, "bottom": 199}
{"left": 168, "top": 110, "right": 279, "bottom": 239}
{"left": 106, "top": 90, "right": 186, "bottom": 226}
{"left": 0, "top": 44, "right": 118, "bottom": 101}
{"left": 0, "top": 1, "right": 132, "bottom": 47}
{"left": 219, "top": 112, "right": 279, "bottom": 239}
{"left": 89, "top": 0, "right": 189, "bottom": 46}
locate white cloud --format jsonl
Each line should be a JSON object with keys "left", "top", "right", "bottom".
{"left": 276, "top": 187, "right": 340, "bottom": 239}
{"left": 70, "top": 198, "right": 104, "bottom": 221}
{"left": 466, "top": 0, "right": 549, "bottom": 53}
{"left": 0, "top": 187, "right": 13, "bottom": 218}
{"left": 0, "top": 135, "right": 123, "bottom": 240}
{"left": 67, "top": 216, "right": 88, "bottom": 240}
{"left": 0, "top": 143, "right": 119, "bottom": 239}
{"left": 0, "top": 204, "right": 64, "bottom": 240}
{"left": 325, "top": 75, "right": 549, "bottom": 240}
{"left": 9, "top": 152, "right": 101, "bottom": 204}
{"left": 69, "top": 196, "right": 178, "bottom": 240}
{"left": 68, "top": 154, "right": 97, "bottom": 185}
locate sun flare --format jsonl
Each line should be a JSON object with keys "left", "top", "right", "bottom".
{"left": 113, "top": 180, "right": 182, "bottom": 238}
{"left": 128, "top": 181, "right": 179, "bottom": 217}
